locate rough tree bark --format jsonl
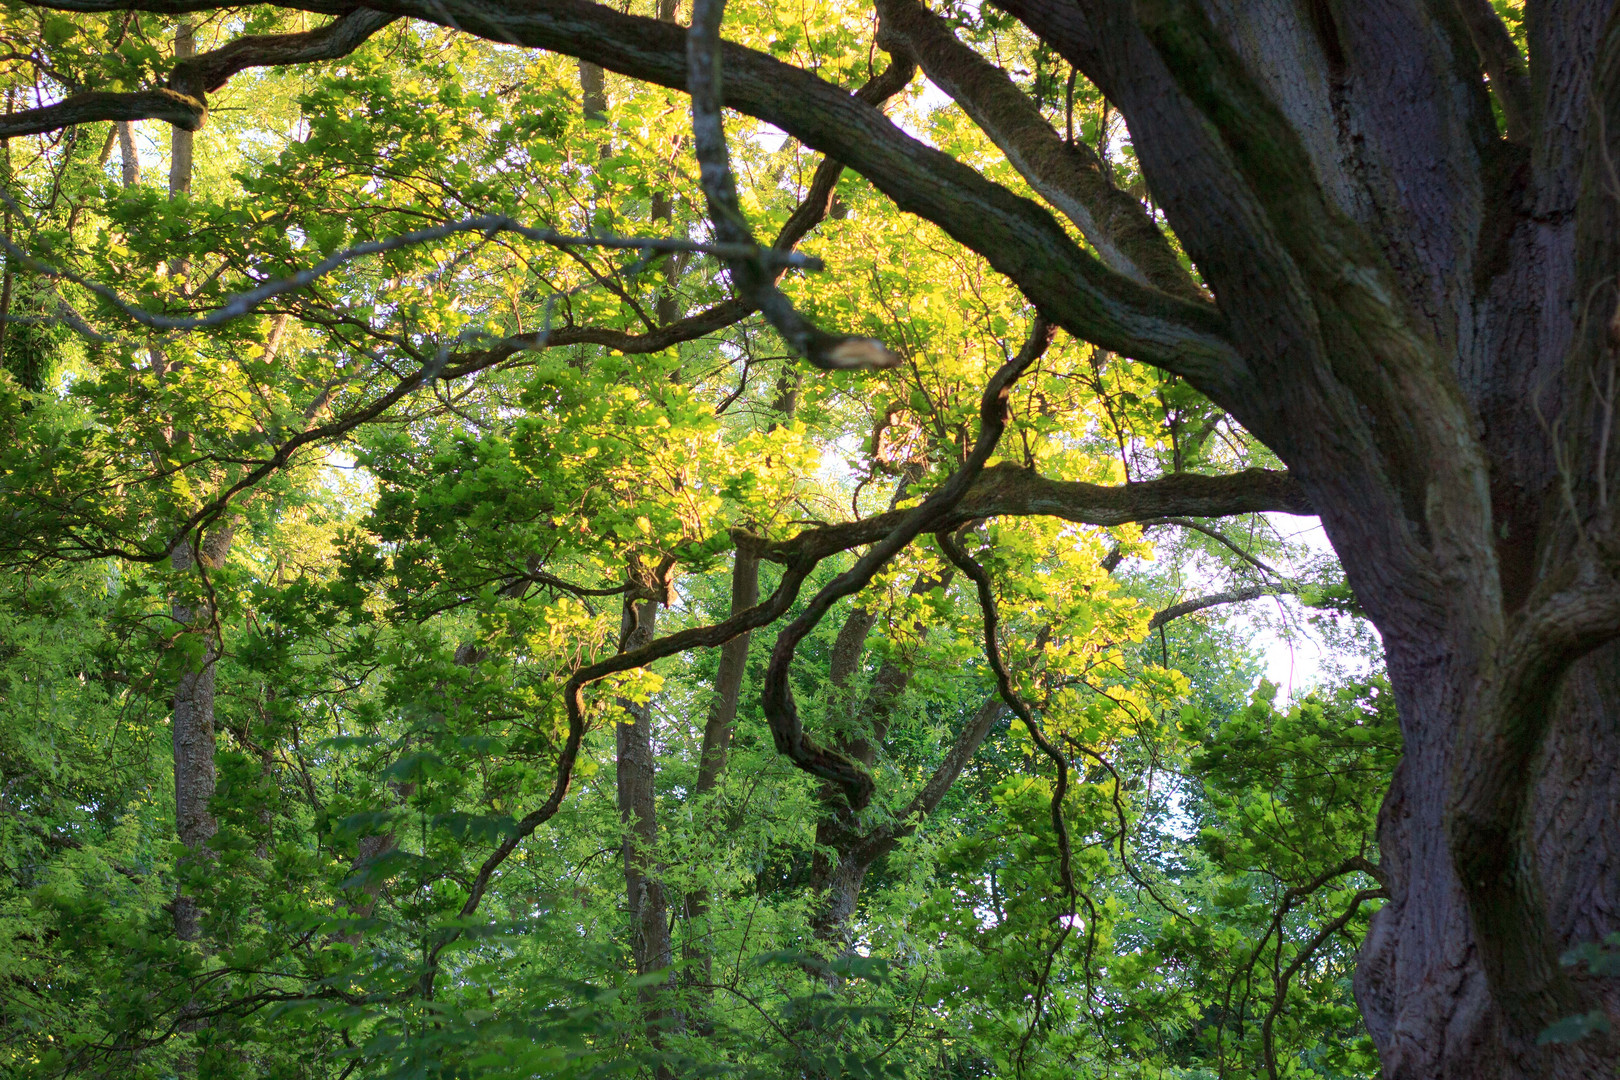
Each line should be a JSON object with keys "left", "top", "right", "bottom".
{"left": 979, "top": 3, "right": 1619, "bottom": 1076}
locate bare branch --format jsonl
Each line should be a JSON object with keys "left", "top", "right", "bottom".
{"left": 1147, "top": 583, "right": 1295, "bottom": 630}
{"left": 687, "top": 0, "right": 901, "bottom": 370}
{"left": 759, "top": 318, "right": 1055, "bottom": 807}
{"left": 936, "top": 525, "right": 1084, "bottom": 1072}
{"left": 0, "top": 212, "right": 820, "bottom": 334}
{"left": 1142, "top": 515, "right": 1286, "bottom": 578}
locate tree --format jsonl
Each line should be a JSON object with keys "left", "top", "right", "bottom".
{"left": 0, "top": 0, "right": 1615, "bottom": 1077}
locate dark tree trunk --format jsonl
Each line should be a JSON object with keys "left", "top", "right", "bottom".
{"left": 682, "top": 548, "right": 759, "bottom": 997}
{"left": 957, "top": 2, "right": 1620, "bottom": 1074}
{"left": 616, "top": 599, "right": 678, "bottom": 1048}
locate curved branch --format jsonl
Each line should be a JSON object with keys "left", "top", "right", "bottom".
{"left": 169, "top": 7, "right": 398, "bottom": 99}
{"left": 0, "top": 9, "right": 397, "bottom": 138}
{"left": 1148, "top": 582, "right": 1296, "bottom": 630}
{"left": 1221, "top": 854, "right": 1386, "bottom": 1069}
{"left": 30, "top": 0, "right": 352, "bottom": 10}
{"left": 21, "top": 0, "right": 1244, "bottom": 389}
{"left": 1260, "top": 887, "right": 1387, "bottom": 1080}
{"left": 937, "top": 525, "right": 1085, "bottom": 1072}
{"left": 0, "top": 212, "right": 819, "bottom": 335}
{"left": 327, "top": 0, "right": 1244, "bottom": 392}
{"left": 758, "top": 318, "right": 1055, "bottom": 808}
{"left": 687, "top": 0, "right": 900, "bottom": 370}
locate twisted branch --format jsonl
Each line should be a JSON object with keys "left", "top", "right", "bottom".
{"left": 937, "top": 525, "right": 1089, "bottom": 1074}
{"left": 758, "top": 317, "right": 1054, "bottom": 806}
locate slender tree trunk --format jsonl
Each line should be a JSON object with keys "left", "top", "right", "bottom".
{"left": 680, "top": 548, "right": 759, "bottom": 1003}
{"left": 0, "top": 124, "right": 13, "bottom": 370}
{"left": 117, "top": 121, "right": 140, "bottom": 187}
{"left": 169, "top": 542, "right": 218, "bottom": 942}
{"left": 616, "top": 599, "right": 678, "bottom": 1052}
{"left": 164, "top": 21, "right": 215, "bottom": 947}
{"left": 693, "top": 551, "right": 759, "bottom": 799}
{"left": 168, "top": 24, "right": 194, "bottom": 199}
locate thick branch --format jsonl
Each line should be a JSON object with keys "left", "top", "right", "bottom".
{"left": 0, "top": 10, "right": 396, "bottom": 138}
{"left": 1148, "top": 582, "right": 1295, "bottom": 630}
{"left": 20, "top": 0, "right": 1242, "bottom": 389}
{"left": 874, "top": 0, "right": 1201, "bottom": 300}
{"left": 30, "top": 0, "right": 352, "bottom": 10}
{"left": 169, "top": 8, "right": 398, "bottom": 98}
{"left": 332, "top": 0, "right": 1243, "bottom": 391}
{"left": 742, "top": 464, "right": 1311, "bottom": 564}
{"left": 1451, "top": 0, "right": 1535, "bottom": 144}
{"left": 0, "top": 89, "right": 205, "bottom": 138}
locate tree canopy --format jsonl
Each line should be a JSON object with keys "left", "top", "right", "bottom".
{"left": 0, "top": 1, "right": 1615, "bottom": 1078}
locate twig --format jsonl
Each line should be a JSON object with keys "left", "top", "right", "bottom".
{"left": 0, "top": 204, "right": 821, "bottom": 333}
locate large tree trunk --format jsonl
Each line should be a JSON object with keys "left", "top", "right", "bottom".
{"left": 1357, "top": 640, "right": 1620, "bottom": 1079}
{"left": 968, "top": 2, "right": 1620, "bottom": 1075}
